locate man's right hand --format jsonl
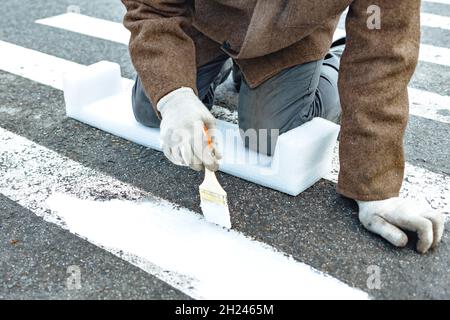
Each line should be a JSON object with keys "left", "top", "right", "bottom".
{"left": 157, "top": 87, "right": 221, "bottom": 172}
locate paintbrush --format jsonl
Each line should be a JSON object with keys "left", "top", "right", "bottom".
{"left": 199, "top": 126, "right": 231, "bottom": 229}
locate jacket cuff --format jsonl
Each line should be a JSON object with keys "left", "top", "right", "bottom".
{"left": 157, "top": 87, "right": 197, "bottom": 114}
{"left": 147, "top": 83, "right": 199, "bottom": 120}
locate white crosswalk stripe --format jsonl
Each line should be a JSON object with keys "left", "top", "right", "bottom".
{"left": 421, "top": 12, "right": 450, "bottom": 31}
{"left": 36, "top": 13, "right": 130, "bottom": 46}
{"left": 0, "top": 40, "right": 133, "bottom": 91}
{"left": 417, "top": 43, "right": 450, "bottom": 67}
{"left": 0, "top": 40, "right": 86, "bottom": 90}
{"left": 408, "top": 88, "right": 450, "bottom": 124}
{"left": 0, "top": 126, "right": 368, "bottom": 300}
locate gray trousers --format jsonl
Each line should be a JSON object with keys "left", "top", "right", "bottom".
{"left": 132, "top": 52, "right": 341, "bottom": 156}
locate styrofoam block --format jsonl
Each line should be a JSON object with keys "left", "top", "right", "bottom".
{"left": 63, "top": 61, "right": 123, "bottom": 116}
{"left": 63, "top": 61, "right": 340, "bottom": 196}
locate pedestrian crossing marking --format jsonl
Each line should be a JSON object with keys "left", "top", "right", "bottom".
{"left": 0, "top": 126, "right": 369, "bottom": 300}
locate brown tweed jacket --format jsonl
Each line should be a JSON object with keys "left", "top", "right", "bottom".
{"left": 121, "top": 0, "right": 420, "bottom": 201}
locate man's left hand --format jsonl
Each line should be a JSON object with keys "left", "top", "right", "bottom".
{"left": 357, "top": 197, "right": 445, "bottom": 253}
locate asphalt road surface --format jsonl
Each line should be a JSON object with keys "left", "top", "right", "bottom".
{"left": 0, "top": 0, "right": 449, "bottom": 300}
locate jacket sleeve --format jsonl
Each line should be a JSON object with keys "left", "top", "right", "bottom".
{"left": 337, "top": 0, "right": 421, "bottom": 201}
{"left": 121, "top": 0, "right": 197, "bottom": 107}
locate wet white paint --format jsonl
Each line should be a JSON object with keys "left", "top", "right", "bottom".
{"left": 0, "top": 127, "right": 368, "bottom": 300}
{"left": 46, "top": 193, "right": 369, "bottom": 299}
{"left": 200, "top": 200, "right": 232, "bottom": 229}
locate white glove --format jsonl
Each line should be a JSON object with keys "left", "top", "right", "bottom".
{"left": 157, "top": 87, "right": 221, "bottom": 171}
{"left": 357, "top": 197, "right": 445, "bottom": 253}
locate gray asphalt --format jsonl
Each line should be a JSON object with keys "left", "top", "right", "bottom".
{"left": 0, "top": 0, "right": 449, "bottom": 300}
{"left": 0, "top": 194, "right": 189, "bottom": 300}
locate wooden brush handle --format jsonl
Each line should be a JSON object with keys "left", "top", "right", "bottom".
{"left": 203, "top": 125, "right": 213, "bottom": 148}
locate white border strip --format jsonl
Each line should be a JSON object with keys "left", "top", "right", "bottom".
{"left": 0, "top": 126, "right": 368, "bottom": 300}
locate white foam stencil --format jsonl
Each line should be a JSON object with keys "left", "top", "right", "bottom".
{"left": 63, "top": 61, "right": 340, "bottom": 196}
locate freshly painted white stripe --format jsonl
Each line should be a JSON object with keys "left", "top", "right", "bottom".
{"left": 421, "top": 12, "right": 450, "bottom": 31}
{"left": 36, "top": 14, "right": 450, "bottom": 67}
{"left": 324, "top": 145, "right": 450, "bottom": 215}
{"left": 36, "top": 13, "right": 130, "bottom": 45}
{"left": 0, "top": 127, "right": 368, "bottom": 300}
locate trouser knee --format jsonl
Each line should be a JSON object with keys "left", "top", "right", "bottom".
{"left": 318, "top": 61, "right": 341, "bottom": 123}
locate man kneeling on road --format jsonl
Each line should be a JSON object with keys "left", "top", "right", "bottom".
{"left": 121, "top": 0, "right": 445, "bottom": 253}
